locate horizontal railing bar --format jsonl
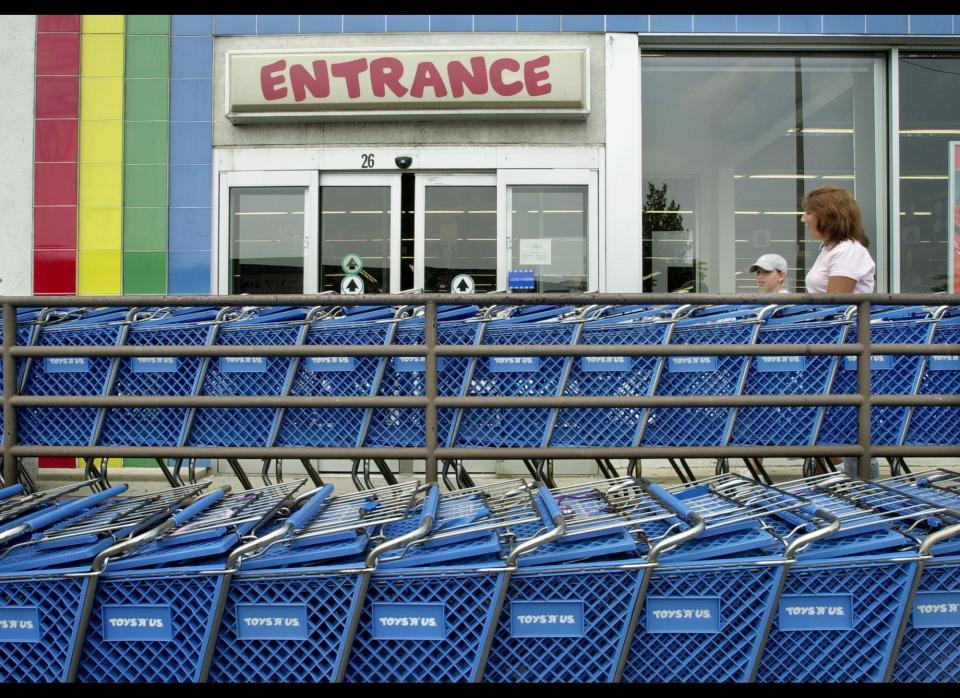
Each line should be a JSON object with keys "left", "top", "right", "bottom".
{"left": 9, "top": 395, "right": 432, "bottom": 408}
{"left": 8, "top": 343, "right": 959, "bottom": 358}
{"left": 2, "top": 292, "right": 959, "bottom": 306}
{"left": 9, "top": 444, "right": 958, "bottom": 459}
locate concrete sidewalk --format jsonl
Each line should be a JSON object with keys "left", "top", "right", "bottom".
{"left": 30, "top": 456, "right": 958, "bottom": 497}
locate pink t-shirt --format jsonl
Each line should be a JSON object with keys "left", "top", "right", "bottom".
{"left": 805, "top": 239, "right": 875, "bottom": 293}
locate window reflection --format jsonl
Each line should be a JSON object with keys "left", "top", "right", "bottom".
{"left": 424, "top": 186, "right": 497, "bottom": 293}
{"left": 510, "top": 185, "right": 588, "bottom": 293}
{"left": 229, "top": 187, "right": 305, "bottom": 294}
{"left": 319, "top": 187, "right": 391, "bottom": 293}
{"left": 641, "top": 53, "right": 881, "bottom": 293}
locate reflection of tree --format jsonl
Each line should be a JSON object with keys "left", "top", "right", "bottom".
{"left": 643, "top": 183, "right": 693, "bottom": 292}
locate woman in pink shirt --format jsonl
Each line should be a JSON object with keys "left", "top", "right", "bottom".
{"left": 801, "top": 186, "right": 878, "bottom": 477}
{"left": 802, "top": 186, "right": 876, "bottom": 293}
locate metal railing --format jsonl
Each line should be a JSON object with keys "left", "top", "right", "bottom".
{"left": 3, "top": 292, "right": 960, "bottom": 487}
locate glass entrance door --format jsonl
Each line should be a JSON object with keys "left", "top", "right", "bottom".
{"left": 414, "top": 174, "right": 497, "bottom": 292}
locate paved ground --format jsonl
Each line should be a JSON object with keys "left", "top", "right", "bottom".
{"left": 28, "top": 456, "right": 959, "bottom": 497}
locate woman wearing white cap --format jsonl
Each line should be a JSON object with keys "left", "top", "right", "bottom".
{"left": 749, "top": 253, "right": 791, "bottom": 293}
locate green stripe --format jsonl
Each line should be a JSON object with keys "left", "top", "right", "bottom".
{"left": 123, "top": 15, "right": 169, "bottom": 296}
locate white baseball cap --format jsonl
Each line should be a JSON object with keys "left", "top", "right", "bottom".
{"left": 749, "top": 253, "right": 788, "bottom": 273}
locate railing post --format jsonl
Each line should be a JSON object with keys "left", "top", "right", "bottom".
{"left": 857, "top": 300, "right": 873, "bottom": 480}
{"left": 424, "top": 300, "right": 438, "bottom": 484}
{"left": 3, "top": 302, "right": 17, "bottom": 486}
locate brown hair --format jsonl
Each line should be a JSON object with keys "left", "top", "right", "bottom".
{"left": 801, "top": 186, "right": 870, "bottom": 248}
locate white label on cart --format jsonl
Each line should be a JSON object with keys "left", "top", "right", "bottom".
{"left": 580, "top": 356, "right": 632, "bottom": 372}
{"left": 912, "top": 592, "right": 960, "bottom": 628}
{"left": 510, "top": 601, "right": 584, "bottom": 637}
{"left": 488, "top": 357, "right": 541, "bottom": 372}
{"left": 667, "top": 356, "right": 717, "bottom": 373}
{"left": 778, "top": 594, "right": 853, "bottom": 631}
{"left": 306, "top": 356, "right": 356, "bottom": 372}
{"left": 929, "top": 355, "right": 960, "bottom": 371}
{"left": 392, "top": 357, "right": 447, "bottom": 372}
{"left": 645, "top": 597, "right": 720, "bottom": 633}
{"left": 756, "top": 356, "right": 807, "bottom": 372}
{"left": 102, "top": 605, "right": 173, "bottom": 642}
{"left": 0, "top": 607, "right": 41, "bottom": 643}
{"left": 132, "top": 357, "right": 179, "bottom": 373}
{"left": 372, "top": 603, "right": 446, "bottom": 640}
{"left": 219, "top": 356, "right": 267, "bottom": 372}
{"left": 843, "top": 355, "right": 893, "bottom": 371}
{"left": 236, "top": 604, "right": 309, "bottom": 640}
{"left": 43, "top": 357, "right": 90, "bottom": 373}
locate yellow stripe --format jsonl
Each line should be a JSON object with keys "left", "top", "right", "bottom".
{"left": 79, "top": 16, "right": 124, "bottom": 300}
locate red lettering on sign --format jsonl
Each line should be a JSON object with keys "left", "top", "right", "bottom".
{"left": 524, "top": 55, "right": 551, "bottom": 96}
{"left": 260, "top": 59, "right": 287, "bottom": 100}
{"left": 290, "top": 60, "right": 330, "bottom": 102}
{"left": 410, "top": 61, "right": 448, "bottom": 99}
{"left": 370, "top": 57, "right": 408, "bottom": 98}
{"left": 330, "top": 58, "right": 369, "bottom": 99}
{"left": 489, "top": 58, "right": 523, "bottom": 96}
{"left": 447, "top": 57, "right": 488, "bottom": 98}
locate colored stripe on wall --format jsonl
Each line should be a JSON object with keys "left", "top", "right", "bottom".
{"left": 35, "top": 15, "right": 81, "bottom": 469}
{"left": 34, "top": 15, "right": 80, "bottom": 297}
{"left": 78, "top": 14, "right": 124, "bottom": 295}
{"left": 123, "top": 15, "right": 170, "bottom": 295}
{"left": 169, "top": 15, "right": 213, "bottom": 294}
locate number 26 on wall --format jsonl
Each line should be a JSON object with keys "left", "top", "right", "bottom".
{"left": 361, "top": 153, "right": 375, "bottom": 168}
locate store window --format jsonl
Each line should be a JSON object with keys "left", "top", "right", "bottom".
{"left": 640, "top": 53, "right": 883, "bottom": 293}
{"left": 898, "top": 52, "right": 960, "bottom": 293}
{"left": 229, "top": 187, "right": 305, "bottom": 294}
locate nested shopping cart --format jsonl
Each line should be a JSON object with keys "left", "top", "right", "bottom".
{"left": 549, "top": 306, "right": 681, "bottom": 459}
{"left": 817, "top": 305, "right": 946, "bottom": 474}
{"left": 70, "top": 480, "right": 308, "bottom": 682}
{"left": 343, "top": 480, "right": 564, "bottom": 683}
{"left": 452, "top": 305, "right": 581, "bottom": 450}
{"left": 729, "top": 305, "right": 855, "bottom": 481}
{"left": 905, "top": 307, "right": 960, "bottom": 448}
{"left": 98, "top": 306, "right": 225, "bottom": 486}
{"left": 879, "top": 468, "right": 960, "bottom": 682}
{"left": 0, "top": 480, "right": 102, "bottom": 531}
{"left": 621, "top": 474, "right": 836, "bottom": 683}
{"left": 0, "top": 483, "right": 209, "bottom": 682}
{"left": 639, "top": 305, "right": 770, "bottom": 481}
{"left": 18, "top": 307, "right": 132, "bottom": 450}
{"left": 200, "top": 480, "right": 427, "bottom": 683}
{"left": 480, "top": 477, "right": 706, "bottom": 683}
{"left": 752, "top": 474, "right": 951, "bottom": 683}
{"left": 185, "top": 307, "right": 312, "bottom": 449}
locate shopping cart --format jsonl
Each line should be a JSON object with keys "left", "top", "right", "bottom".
{"left": 549, "top": 306, "right": 681, "bottom": 453}
{"left": 817, "top": 305, "right": 945, "bottom": 472}
{"left": 879, "top": 468, "right": 960, "bottom": 682}
{"left": 481, "top": 477, "right": 705, "bottom": 683}
{"left": 343, "top": 480, "right": 565, "bottom": 682}
{"left": 453, "top": 305, "right": 580, "bottom": 449}
{"left": 621, "top": 474, "right": 837, "bottom": 683}
{"left": 70, "top": 480, "right": 307, "bottom": 682}
{"left": 905, "top": 307, "right": 960, "bottom": 448}
{"left": 639, "top": 305, "right": 771, "bottom": 482}
{"left": 185, "top": 307, "right": 311, "bottom": 449}
{"left": 729, "top": 305, "right": 855, "bottom": 481}
{"left": 753, "top": 474, "right": 952, "bottom": 683}
{"left": 0, "top": 483, "right": 209, "bottom": 682}
{"left": 201, "top": 480, "right": 427, "bottom": 682}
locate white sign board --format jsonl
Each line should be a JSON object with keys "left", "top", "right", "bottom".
{"left": 519, "top": 239, "right": 552, "bottom": 265}
{"left": 341, "top": 275, "right": 364, "bottom": 295}
{"left": 341, "top": 253, "right": 363, "bottom": 275}
{"left": 450, "top": 274, "right": 475, "bottom": 294}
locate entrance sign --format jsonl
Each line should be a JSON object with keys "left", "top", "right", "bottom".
{"left": 341, "top": 275, "right": 364, "bottom": 294}
{"left": 341, "top": 253, "right": 364, "bottom": 275}
{"left": 227, "top": 48, "right": 589, "bottom": 122}
{"left": 450, "top": 274, "right": 475, "bottom": 294}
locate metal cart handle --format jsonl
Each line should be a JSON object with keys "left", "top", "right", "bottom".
{"left": 784, "top": 508, "right": 842, "bottom": 560}
{"left": 647, "top": 512, "right": 707, "bottom": 564}
{"left": 919, "top": 521, "right": 960, "bottom": 557}
{"left": 364, "top": 485, "right": 441, "bottom": 568}
{"left": 505, "top": 484, "right": 567, "bottom": 567}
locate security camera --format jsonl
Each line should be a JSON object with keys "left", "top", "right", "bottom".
{"left": 395, "top": 156, "right": 413, "bottom": 169}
